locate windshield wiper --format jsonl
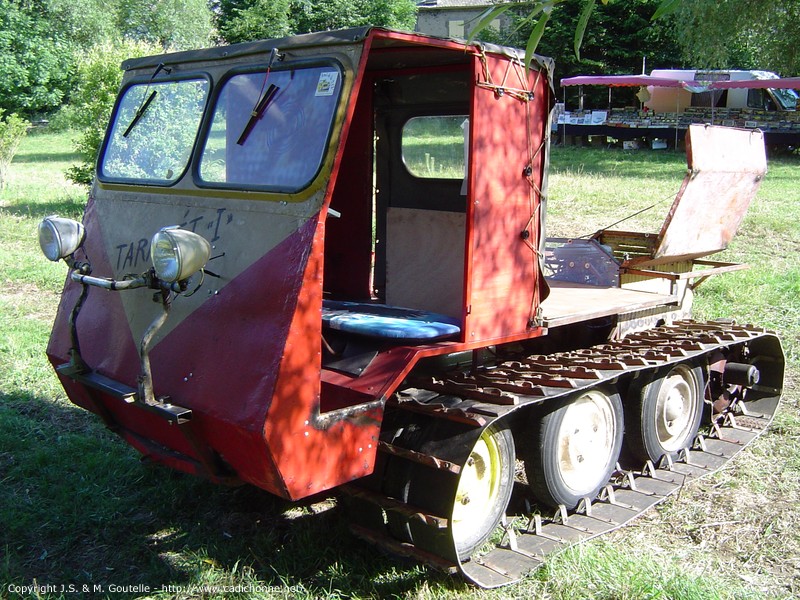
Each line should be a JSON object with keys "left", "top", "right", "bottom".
{"left": 236, "top": 83, "right": 280, "bottom": 146}
{"left": 236, "top": 48, "right": 283, "bottom": 146}
{"left": 122, "top": 90, "right": 157, "bottom": 138}
{"left": 122, "top": 63, "right": 171, "bottom": 138}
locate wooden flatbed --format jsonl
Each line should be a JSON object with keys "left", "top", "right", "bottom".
{"left": 540, "top": 279, "right": 678, "bottom": 328}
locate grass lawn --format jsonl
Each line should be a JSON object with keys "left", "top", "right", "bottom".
{"left": 1, "top": 131, "right": 798, "bottom": 599}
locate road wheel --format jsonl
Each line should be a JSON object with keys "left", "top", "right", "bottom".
{"left": 526, "top": 387, "right": 623, "bottom": 509}
{"left": 381, "top": 418, "right": 515, "bottom": 562}
{"left": 450, "top": 424, "right": 515, "bottom": 559}
{"left": 626, "top": 362, "right": 705, "bottom": 463}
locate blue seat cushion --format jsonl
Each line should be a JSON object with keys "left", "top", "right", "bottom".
{"left": 322, "top": 300, "right": 461, "bottom": 341}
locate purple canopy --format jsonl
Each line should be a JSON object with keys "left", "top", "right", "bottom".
{"left": 709, "top": 77, "right": 800, "bottom": 90}
{"left": 560, "top": 75, "right": 692, "bottom": 88}
{"left": 561, "top": 74, "right": 799, "bottom": 92}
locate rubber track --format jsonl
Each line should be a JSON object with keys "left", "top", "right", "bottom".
{"left": 342, "top": 321, "right": 784, "bottom": 588}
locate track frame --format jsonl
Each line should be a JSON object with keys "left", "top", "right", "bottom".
{"left": 343, "top": 320, "right": 784, "bottom": 588}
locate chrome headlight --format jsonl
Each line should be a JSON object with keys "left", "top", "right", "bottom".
{"left": 38, "top": 216, "right": 86, "bottom": 261}
{"left": 151, "top": 227, "right": 211, "bottom": 283}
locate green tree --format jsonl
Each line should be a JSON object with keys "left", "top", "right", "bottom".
{"left": 0, "top": 0, "right": 75, "bottom": 116}
{"left": 524, "top": 0, "right": 682, "bottom": 104}
{"left": 472, "top": 0, "right": 799, "bottom": 76}
{"left": 117, "top": 0, "right": 214, "bottom": 50}
{"left": 672, "top": 0, "right": 800, "bottom": 74}
{"left": 290, "top": 0, "right": 417, "bottom": 34}
{"left": 215, "top": 0, "right": 292, "bottom": 44}
{"left": 65, "top": 40, "right": 163, "bottom": 186}
{"left": 0, "top": 0, "right": 214, "bottom": 117}
{"left": 215, "top": 0, "right": 417, "bottom": 45}
{"left": 45, "top": 0, "right": 118, "bottom": 47}
{"left": 0, "top": 109, "right": 29, "bottom": 189}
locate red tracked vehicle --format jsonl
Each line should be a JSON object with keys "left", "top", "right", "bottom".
{"left": 39, "top": 28, "right": 784, "bottom": 587}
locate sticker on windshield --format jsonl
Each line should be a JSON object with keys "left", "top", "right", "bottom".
{"left": 316, "top": 71, "right": 339, "bottom": 97}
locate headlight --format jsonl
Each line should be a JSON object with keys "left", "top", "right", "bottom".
{"left": 151, "top": 227, "right": 211, "bottom": 283}
{"left": 38, "top": 216, "right": 86, "bottom": 261}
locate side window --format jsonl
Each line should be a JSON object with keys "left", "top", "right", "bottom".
{"left": 448, "top": 20, "right": 465, "bottom": 38}
{"left": 691, "top": 89, "right": 726, "bottom": 108}
{"left": 401, "top": 116, "right": 468, "bottom": 180}
{"left": 747, "top": 88, "right": 767, "bottom": 109}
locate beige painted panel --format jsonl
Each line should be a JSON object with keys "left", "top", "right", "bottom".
{"left": 385, "top": 207, "right": 465, "bottom": 320}
{"left": 651, "top": 125, "right": 766, "bottom": 264}
{"left": 95, "top": 193, "right": 311, "bottom": 343}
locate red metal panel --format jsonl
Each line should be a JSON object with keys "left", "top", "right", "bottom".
{"left": 150, "top": 218, "right": 317, "bottom": 426}
{"left": 464, "top": 54, "right": 551, "bottom": 342}
{"left": 47, "top": 199, "right": 322, "bottom": 494}
{"left": 142, "top": 217, "right": 320, "bottom": 492}
{"left": 369, "top": 28, "right": 478, "bottom": 53}
{"left": 323, "top": 65, "right": 375, "bottom": 300}
{"left": 265, "top": 214, "right": 382, "bottom": 499}
{"left": 46, "top": 198, "right": 141, "bottom": 383}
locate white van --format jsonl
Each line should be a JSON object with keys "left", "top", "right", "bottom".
{"left": 646, "top": 69, "right": 798, "bottom": 114}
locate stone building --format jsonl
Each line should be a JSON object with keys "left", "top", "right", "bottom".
{"left": 415, "top": 0, "right": 510, "bottom": 39}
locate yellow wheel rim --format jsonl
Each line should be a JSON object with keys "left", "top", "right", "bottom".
{"left": 451, "top": 429, "right": 503, "bottom": 547}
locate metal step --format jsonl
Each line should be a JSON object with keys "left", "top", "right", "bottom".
{"left": 57, "top": 363, "right": 192, "bottom": 424}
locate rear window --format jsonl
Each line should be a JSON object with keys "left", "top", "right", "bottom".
{"left": 198, "top": 64, "right": 342, "bottom": 192}
{"left": 402, "top": 115, "right": 468, "bottom": 179}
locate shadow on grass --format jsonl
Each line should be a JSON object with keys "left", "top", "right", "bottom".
{"left": 2, "top": 197, "right": 87, "bottom": 221}
{"left": 0, "top": 391, "right": 462, "bottom": 598}
{"left": 12, "top": 152, "right": 83, "bottom": 165}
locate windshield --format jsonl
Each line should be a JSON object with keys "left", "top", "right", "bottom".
{"left": 198, "top": 64, "right": 342, "bottom": 192}
{"left": 101, "top": 78, "right": 209, "bottom": 183}
{"left": 771, "top": 87, "right": 798, "bottom": 110}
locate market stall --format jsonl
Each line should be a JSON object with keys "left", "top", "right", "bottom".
{"left": 557, "top": 73, "right": 800, "bottom": 148}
